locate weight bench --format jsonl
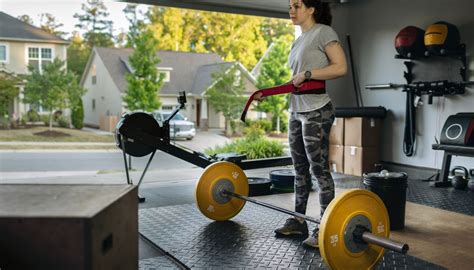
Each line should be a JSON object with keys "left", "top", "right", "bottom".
{"left": 431, "top": 144, "right": 474, "bottom": 187}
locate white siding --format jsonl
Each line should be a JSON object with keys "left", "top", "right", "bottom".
{"left": 82, "top": 53, "right": 123, "bottom": 127}
{"left": 0, "top": 40, "right": 67, "bottom": 75}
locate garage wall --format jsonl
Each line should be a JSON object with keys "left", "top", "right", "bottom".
{"left": 329, "top": 0, "right": 474, "bottom": 170}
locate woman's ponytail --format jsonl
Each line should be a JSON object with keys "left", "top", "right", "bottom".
{"left": 303, "top": 0, "right": 332, "bottom": 26}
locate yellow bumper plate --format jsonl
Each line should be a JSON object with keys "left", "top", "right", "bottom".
{"left": 319, "top": 189, "right": 390, "bottom": 270}
{"left": 195, "top": 161, "right": 248, "bottom": 221}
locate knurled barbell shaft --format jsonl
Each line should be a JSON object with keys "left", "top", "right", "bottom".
{"left": 223, "top": 190, "right": 410, "bottom": 254}
{"left": 362, "top": 231, "right": 409, "bottom": 254}
{"left": 222, "top": 190, "right": 320, "bottom": 223}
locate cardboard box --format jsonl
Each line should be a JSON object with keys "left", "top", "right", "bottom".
{"left": 329, "top": 144, "right": 344, "bottom": 173}
{"left": 344, "top": 117, "right": 382, "bottom": 147}
{"left": 0, "top": 185, "right": 138, "bottom": 270}
{"left": 344, "top": 146, "right": 380, "bottom": 176}
{"left": 329, "top": 117, "right": 344, "bottom": 145}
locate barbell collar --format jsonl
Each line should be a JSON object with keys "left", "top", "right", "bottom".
{"left": 361, "top": 231, "right": 409, "bottom": 254}
{"left": 222, "top": 190, "right": 320, "bottom": 224}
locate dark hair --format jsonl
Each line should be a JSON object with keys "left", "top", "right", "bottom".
{"left": 302, "top": 0, "right": 332, "bottom": 26}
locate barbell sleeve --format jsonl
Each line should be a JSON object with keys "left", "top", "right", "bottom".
{"left": 223, "top": 190, "right": 320, "bottom": 224}
{"left": 361, "top": 231, "right": 409, "bottom": 254}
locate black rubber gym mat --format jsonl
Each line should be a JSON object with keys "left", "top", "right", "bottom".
{"left": 139, "top": 256, "right": 182, "bottom": 270}
{"left": 139, "top": 203, "right": 445, "bottom": 269}
{"left": 405, "top": 179, "right": 474, "bottom": 216}
{"left": 331, "top": 174, "right": 474, "bottom": 216}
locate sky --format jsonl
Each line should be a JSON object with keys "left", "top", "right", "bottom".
{"left": 1, "top": 0, "right": 301, "bottom": 39}
{"left": 0, "top": 0, "right": 149, "bottom": 38}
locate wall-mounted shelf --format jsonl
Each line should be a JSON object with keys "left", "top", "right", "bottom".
{"left": 395, "top": 44, "right": 467, "bottom": 81}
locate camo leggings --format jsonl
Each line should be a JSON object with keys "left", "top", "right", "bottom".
{"left": 289, "top": 101, "right": 335, "bottom": 218}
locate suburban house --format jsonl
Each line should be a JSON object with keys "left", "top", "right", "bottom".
{"left": 0, "top": 11, "right": 69, "bottom": 120}
{"left": 80, "top": 47, "right": 259, "bottom": 130}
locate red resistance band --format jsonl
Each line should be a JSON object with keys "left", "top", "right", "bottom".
{"left": 240, "top": 80, "right": 326, "bottom": 122}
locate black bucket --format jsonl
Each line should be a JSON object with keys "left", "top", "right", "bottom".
{"left": 363, "top": 171, "right": 408, "bottom": 230}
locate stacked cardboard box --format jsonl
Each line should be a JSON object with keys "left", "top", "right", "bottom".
{"left": 328, "top": 118, "right": 344, "bottom": 173}
{"left": 343, "top": 117, "right": 382, "bottom": 176}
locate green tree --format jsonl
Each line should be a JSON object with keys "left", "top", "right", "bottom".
{"left": 123, "top": 4, "right": 144, "bottom": 48}
{"left": 67, "top": 31, "right": 91, "bottom": 77}
{"left": 198, "top": 12, "right": 267, "bottom": 70}
{"left": 40, "top": 13, "right": 66, "bottom": 38}
{"left": 123, "top": 28, "right": 163, "bottom": 112}
{"left": 147, "top": 7, "right": 267, "bottom": 70}
{"left": 74, "top": 0, "right": 114, "bottom": 48}
{"left": 260, "top": 18, "right": 294, "bottom": 45}
{"left": 147, "top": 7, "right": 195, "bottom": 52}
{"left": 114, "top": 29, "right": 128, "bottom": 48}
{"left": 254, "top": 40, "right": 292, "bottom": 132}
{"left": 71, "top": 98, "right": 84, "bottom": 129}
{"left": 24, "top": 58, "right": 86, "bottom": 130}
{"left": 0, "top": 75, "right": 19, "bottom": 128}
{"left": 17, "top": 14, "right": 34, "bottom": 25}
{"left": 206, "top": 64, "right": 247, "bottom": 136}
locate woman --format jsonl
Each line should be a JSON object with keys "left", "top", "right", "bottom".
{"left": 273, "top": 0, "right": 347, "bottom": 248}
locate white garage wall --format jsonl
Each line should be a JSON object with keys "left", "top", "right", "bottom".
{"left": 329, "top": 0, "right": 474, "bottom": 170}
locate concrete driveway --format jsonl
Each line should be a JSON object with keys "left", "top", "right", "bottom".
{"left": 170, "top": 129, "right": 231, "bottom": 153}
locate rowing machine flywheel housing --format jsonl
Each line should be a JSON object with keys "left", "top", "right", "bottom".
{"left": 115, "top": 112, "right": 162, "bottom": 157}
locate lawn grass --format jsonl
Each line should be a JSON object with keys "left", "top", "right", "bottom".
{"left": 0, "top": 126, "right": 115, "bottom": 142}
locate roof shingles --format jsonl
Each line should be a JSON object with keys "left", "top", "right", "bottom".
{"left": 0, "top": 12, "right": 68, "bottom": 44}
{"left": 94, "top": 47, "right": 232, "bottom": 95}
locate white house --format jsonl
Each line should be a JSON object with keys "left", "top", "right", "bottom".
{"left": 0, "top": 11, "right": 69, "bottom": 120}
{"left": 80, "top": 47, "right": 259, "bottom": 131}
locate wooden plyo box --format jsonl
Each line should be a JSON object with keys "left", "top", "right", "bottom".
{"left": 0, "top": 184, "right": 138, "bottom": 270}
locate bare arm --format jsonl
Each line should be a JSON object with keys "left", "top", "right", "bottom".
{"left": 292, "top": 41, "right": 348, "bottom": 86}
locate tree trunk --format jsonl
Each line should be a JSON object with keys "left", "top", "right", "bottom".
{"left": 276, "top": 115, "right": 281, "bottom": 133}
{"left": 225, "top": 118, "right": 232, "bottom": 137}
{"left": 49, "top": 112, "right": 53, "bottom": 131}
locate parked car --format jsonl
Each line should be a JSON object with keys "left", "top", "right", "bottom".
{"left": 152, "top": 110, "right": 196, "bottom": 140}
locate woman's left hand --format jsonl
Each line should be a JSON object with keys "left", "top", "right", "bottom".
{"left": 291, "top": 72, "right": 305, "bottom": 87}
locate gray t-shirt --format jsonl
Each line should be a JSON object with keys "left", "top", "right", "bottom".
{"left": 288, "top": 24, "right": 339, "bottom": 112}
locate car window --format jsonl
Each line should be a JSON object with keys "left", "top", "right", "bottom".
{"left": 163, "top": 113, "right": 185, "bottom": 121}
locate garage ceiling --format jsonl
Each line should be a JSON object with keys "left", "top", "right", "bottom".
{"left": 122, "top": 0, "right": 291, "bottom": 19}
{"left": 123, "top": 0, "right": 346, "bottom": 19}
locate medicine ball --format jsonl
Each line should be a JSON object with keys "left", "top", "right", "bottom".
{"left": 395, "top": 26, "right": 425, "bottom": 58}
{"left": 424, "top": 21, "right": 461, "bottom": 55}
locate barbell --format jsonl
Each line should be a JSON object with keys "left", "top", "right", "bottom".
{"left": 195, "top": 161, "right": 409, "bottom": 270}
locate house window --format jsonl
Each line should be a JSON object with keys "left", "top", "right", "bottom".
{"left": 27, "top": 46, "right": 53, "bottom": 73}
{"left": 92, "top": 99, "right": 96, "bottom": 110}
{"left": 91, "top": 64, "right": 97, "bottom": 85}
{"left": 159, "top": 71, "right": 170, "bottom": 82}
{"left": 161, "top": 105, "right": 174, "bottom": 111}
{"left": 0, "top": 44, "right": 8, "bottom": 63}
